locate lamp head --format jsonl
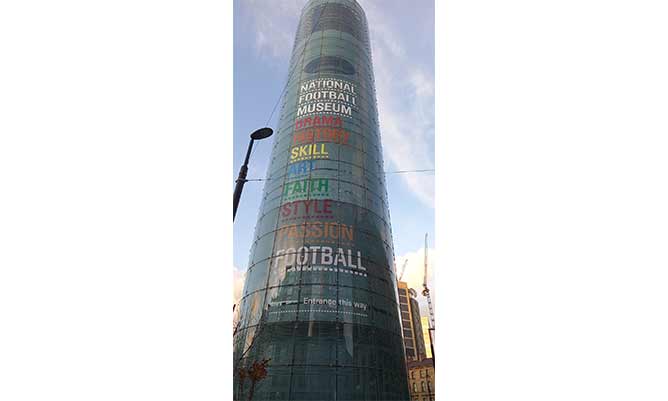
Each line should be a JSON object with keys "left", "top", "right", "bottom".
{"left": 250, "top": 127, "right": 273, "bottom": 140}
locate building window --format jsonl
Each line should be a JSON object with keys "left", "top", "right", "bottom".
{"left": 303, "top": 56, "right": 356, "bottom": 75}
{"left": 411, "top": 371, "right": 415, "bottom": 379}
{"left": 413, "top": 383, "right": 417, "bottom": 393}
{"left": 421, "top": 381, "right": 426, "bottom": 392}
{"left": 420, "top": 369, "right": 425, "bottom": 378}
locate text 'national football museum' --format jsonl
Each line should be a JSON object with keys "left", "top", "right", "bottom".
{"left": 234, "top": 0, "right": 410, "bottom": 400}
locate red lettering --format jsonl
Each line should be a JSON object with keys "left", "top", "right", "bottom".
{"left": 280, "top": 199, "right": 334, "bottom": 218}
{"left": 323, "top": 199, "right": 332, "bottom": 214}
{"left": 294, "top": 115, "right": 343, "bottom": 130}
{"left": 292, "top": 127, "right": 351, "bottom": 145}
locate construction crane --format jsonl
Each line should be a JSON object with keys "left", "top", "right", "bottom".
{"left": 398, "top": 259, "right": 409, "bottom": 282}
{"left": 422, "top": 232, "right": 435, "bottom": 363}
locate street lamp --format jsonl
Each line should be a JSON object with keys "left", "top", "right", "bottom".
{"left": 233, "top": 127, "right": 273, "bottom": 221}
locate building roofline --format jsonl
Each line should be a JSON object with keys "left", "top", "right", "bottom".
{"left": 407, "top": 358, "right": 435, "bottom": 369}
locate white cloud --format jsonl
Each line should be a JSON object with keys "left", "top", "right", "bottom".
{"left": 242, "top": 0, "right": 304, "bottom": 60}
{"left": 233, "top": 265, "right": 246, "bottom": 306}
{"left": 361, "top": 0, "right": 435, "bottom": 207}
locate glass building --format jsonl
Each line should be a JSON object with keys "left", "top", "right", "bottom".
{"left": 234, "top": 0, "right": 410, "bottom": 399}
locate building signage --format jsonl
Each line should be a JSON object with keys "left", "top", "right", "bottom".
{"left": 276, "top": 221, "right": 354, "bottom": 243}
{"left": 289, "top": 143, "right": 330, "bottom": 162}
{"left": 273, "top": 246, "right": 367, "bottom": 275}
{"left": 282, "top": 178, "right": 330, "bottom": 201}
{"left": 296, "top": 78, "right": 357, "bottom": 118}
{"left": 294, "top": 115, "right": 343, "bottom": 130}
{"left": 286, "top": 160, "right": 316, "bottom": 177}
{"left": 292, "top": 127, "right": 350, "bottom": 145}
{"left": 280, "top": 199, "right": 333, "bottom": 218}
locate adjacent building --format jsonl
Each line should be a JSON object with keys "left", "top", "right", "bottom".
{"left": 398, "top": 281, "right": 427, "bottom": 361}
{"left": 421, "top": 316, "right": 433, "bottom": 359}
{"left": 407, "top": 358, "right": 435, "bottom": 401}
{"left": 233, "top": 0, "right": 410, "bottom": 399}
{"left": 399, "top": 283, "right": 435, "bottom": 400}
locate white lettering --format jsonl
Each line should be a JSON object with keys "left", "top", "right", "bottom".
{"left": 284, "top": 248, "right": 296, "bottom": 266}
{"left": 297, "top": 246, "right": 308, "bottom": 266}
{"left": 321, "top": 247, "right": 333, "bottom": 265}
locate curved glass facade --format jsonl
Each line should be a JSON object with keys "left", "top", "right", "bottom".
{"left": 234, "top": 1, "right": 410, "bottom": 399}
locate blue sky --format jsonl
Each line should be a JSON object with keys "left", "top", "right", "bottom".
{"left": 233, "top": 0, "right": 435, "bottom": 311}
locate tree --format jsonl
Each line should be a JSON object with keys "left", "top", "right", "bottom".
{"left": 233, "top": 305, "right": 270, "bottom": 401}
{"left": 246, "top": 358, "right": 270, "bottom": 401}
{"left": 237, "top": 366, "right": 247, "bottom": 401}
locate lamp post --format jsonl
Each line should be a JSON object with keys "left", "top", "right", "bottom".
{"left": 233, "top": 127, "right": 273, "bottom": 221}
